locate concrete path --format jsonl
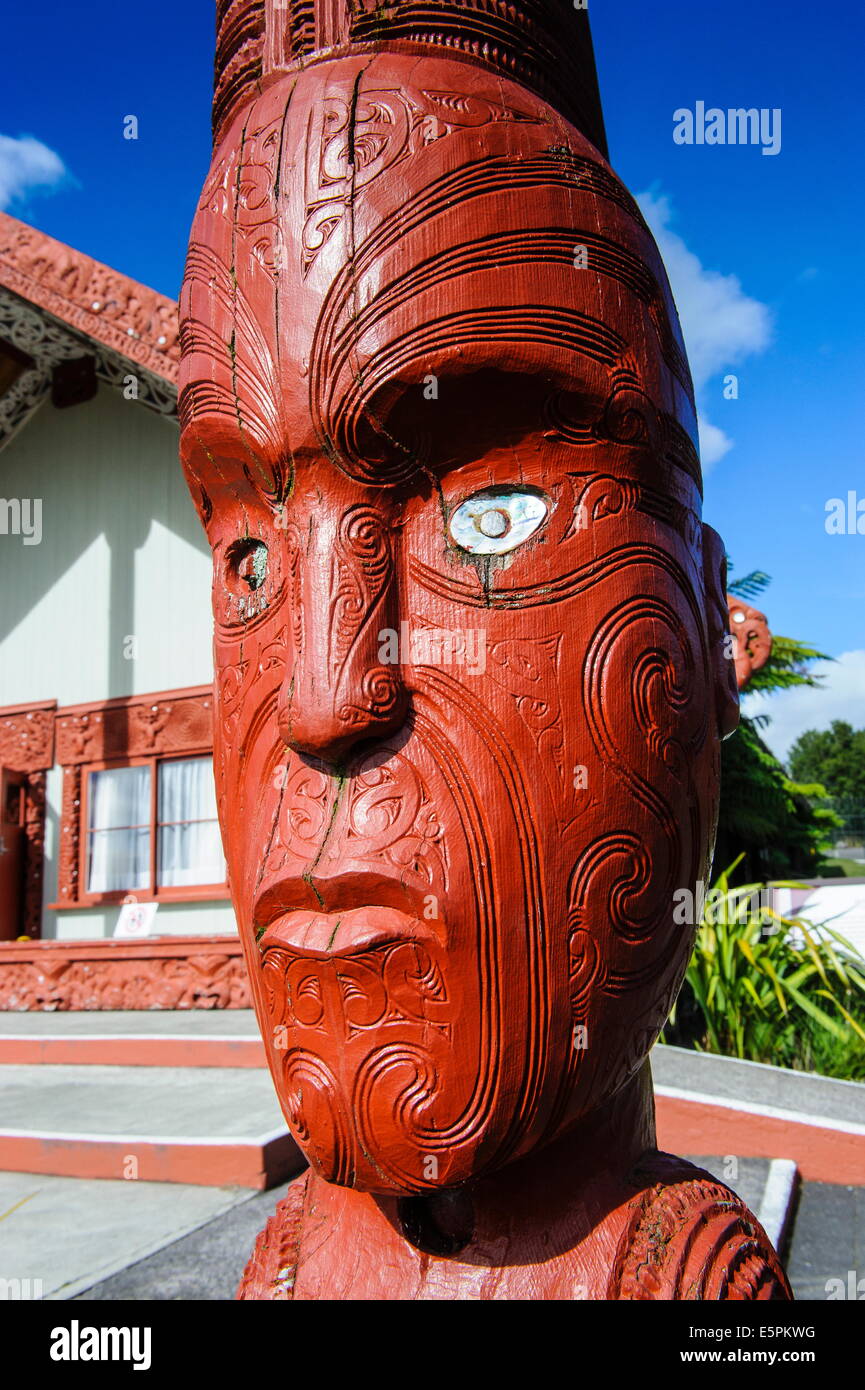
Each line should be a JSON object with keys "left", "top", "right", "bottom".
{"left": 785, "top": 1179, "right": 865, "bottom": 1300}
{"left": 0, "top": 1009, "right": 260, "bottom": 1035}
{"left": 0, "top": 1170, "right": 261, "bottom": 1300}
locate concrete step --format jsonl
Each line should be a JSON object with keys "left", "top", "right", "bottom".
{"left": 0, "top": 1009, "right": 266, "bottom": 1067}
{"left": 0, "top": 1062, "right": 300, "bottom": 1188}
{"left": 653, "top": 1042, "right": 865, "bottom": 1184}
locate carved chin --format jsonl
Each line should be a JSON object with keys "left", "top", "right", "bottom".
{"left": 259, "top": 934, "right": 474, "bottom": 1193}
{"left": 277, "top": 1040, "right": 462, "bottom": 1193}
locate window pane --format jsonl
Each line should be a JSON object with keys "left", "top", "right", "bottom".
{"left": 157, "top": 757, "right": 225, "bottom": 887}
{"left": 87, "top": 766, "right": 151, "bottom": 894}
{"left": 89, "top": 765, "right": 151, "bottom": 830}
{"left": 88, "top": 827, "right": 151, "bottom": 894}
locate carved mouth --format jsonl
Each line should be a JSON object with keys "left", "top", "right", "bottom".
{"left": 258, "top": 906, "right": 436, "bottom": 959}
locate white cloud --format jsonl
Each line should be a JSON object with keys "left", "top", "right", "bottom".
{"left": 636, "top": 190, "right": 773, "bottom": 469}
{"left": 743, "top": 650, "right": 865, "bottom": 764}
{"left": 0, "top": 134, "right": 67, "bottom": 211}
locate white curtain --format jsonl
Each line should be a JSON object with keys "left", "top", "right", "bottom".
{"left": 87, "top": 765, "right": 151, "bottom": 894}
{"left": 157, "top": 757, "right": 225, "bottom": 887}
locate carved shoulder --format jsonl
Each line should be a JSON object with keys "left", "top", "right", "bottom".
{"left": 609, "top": 1152, "right": 792, "bottom": 1300}
{"left": 237, "top": 1173, "right": 309, "bottom": 1301}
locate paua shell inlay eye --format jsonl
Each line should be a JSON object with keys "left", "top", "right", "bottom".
{"left": 449, "top": 489, "right": 549, "bottom": 555}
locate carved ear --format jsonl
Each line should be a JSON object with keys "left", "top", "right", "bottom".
{"left": 702, "top": 524, "right": 739, "bottom": 739}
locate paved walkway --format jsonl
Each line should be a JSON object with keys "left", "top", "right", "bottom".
{"left": 0, "top": 1012, "right": 859, "bottom": 1300}
{"left": 0, "top": 1170, "right": 260, "bottom": 1299}
{"left": 0, "top": 1009, "right": 260, "bottom": 1035}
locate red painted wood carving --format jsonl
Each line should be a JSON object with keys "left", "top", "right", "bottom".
{"left": 727, "top": 596, "right": 773, "bottom": 691}
{"left": 0, "top": 936, "right": 251, "bottom": 1011}
{"left": 0, "top": 212, "right": 178, "bottom": 382}
{"left": 180, "top": 1, "right": 791, "bottom": 1299}
{"left": 0, "top": 702, "right": 55, "bottom": 938}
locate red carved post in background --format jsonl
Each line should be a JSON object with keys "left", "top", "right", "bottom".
{"left": 727, "top": 596, "right": 773, "bottom": 691}
{"left": 179, "top": 1, "right": 791, "bottom": 1299}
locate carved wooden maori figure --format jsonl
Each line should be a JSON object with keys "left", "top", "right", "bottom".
{"left": 179, "top": 1, "right": 791, "bottom": 1299}
{"left": 727, "top": 596, "right": 773, "bottom": 691}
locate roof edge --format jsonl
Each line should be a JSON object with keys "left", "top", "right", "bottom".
{"left": 0, "top": 212, "right": 178, "bottom": 385}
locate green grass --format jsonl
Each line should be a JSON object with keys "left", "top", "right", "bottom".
{"left": 820, "top": 856, "right": 865, "bottom": 878}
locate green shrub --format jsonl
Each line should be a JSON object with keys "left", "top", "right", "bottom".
{"left": 665, "top": 858, "right": 865, "bottom": 1076}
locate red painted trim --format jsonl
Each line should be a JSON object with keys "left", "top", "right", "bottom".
{"left": 0, "top": 1035, "right": 266, "bottom": 1067}
{"left": 656, "top": 1093, "right": 865, "bottom": 1186}
{"left": 57, "top": 684, "right": 212, "bottom": 719}
{"left": 0, "top": 1130, "right": 300, "bottom": 1189}
{"left": 0, "top": 704, "right": 52, "bottom": 936}
{"left": 0, "top": 700, "right": 56, "bottom": 773}
{"left": 0, "top": 211, "right": 178, "bottom": 383}
{"left": 52, "top": 686, "right": 220, "bottom": 905}
{"left": 0, "top": 934, "right": 240, "bottom": 961}
{"left": 0, "top": 699, "right": 58, "bottom": 718}
{"left": 49, "top": 888, "right": 233, "bottom": 910}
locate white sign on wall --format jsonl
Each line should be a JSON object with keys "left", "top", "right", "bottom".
{"left": 114, "top": 898, "right": 159, "bottom": 939}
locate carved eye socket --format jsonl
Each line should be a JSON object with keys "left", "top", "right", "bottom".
{"left": 449, "top": 489, "right": 549, "bottom": 555}
{"left": 225, "top": 539, "right": 268, "bottom": 594}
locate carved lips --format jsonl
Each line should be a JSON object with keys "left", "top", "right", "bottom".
{"left": 258, "top": 906, "right": 437, "bottom": 958}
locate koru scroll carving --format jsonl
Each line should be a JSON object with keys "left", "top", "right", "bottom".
{"left": 179, "top": 0, "right": 791, "bottom": 1300}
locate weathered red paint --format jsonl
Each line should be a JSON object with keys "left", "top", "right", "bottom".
{"left": 179, "top": 1, "right": 790, "bottom": 1299}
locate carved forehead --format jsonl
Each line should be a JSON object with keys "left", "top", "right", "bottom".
{"left": 179, "top": 55, "right": 698, "bottom": 496}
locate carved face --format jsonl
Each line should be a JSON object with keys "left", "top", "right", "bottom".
{"left": 179, "top": 55, "right": 738, "bottom": 1193}
{"left": 727, "top": 598, "right": 773, "bottom": 690}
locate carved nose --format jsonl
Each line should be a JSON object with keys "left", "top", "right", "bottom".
{"left": 277, "top": 506, "right": 408, "bottom": 765}
{"left": 281, "top": 665, "right": 408, "bottom": 764}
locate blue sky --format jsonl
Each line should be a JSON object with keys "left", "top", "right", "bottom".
{"left": 1, "top": 0, "right": 862, "bottom": 759}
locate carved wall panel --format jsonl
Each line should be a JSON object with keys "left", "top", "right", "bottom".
{"left": 55, "top": 687, "right": 213, "bottom": 767}
{"left": 0, "top": 700, "right": 55, "bottom": 774}
{"left": 0, "top": 936, "right": 250, "bottom": 1011}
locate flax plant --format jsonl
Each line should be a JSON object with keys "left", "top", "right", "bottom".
{"left": 670, "top": 857, "right": 865, "bottom": 1066}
